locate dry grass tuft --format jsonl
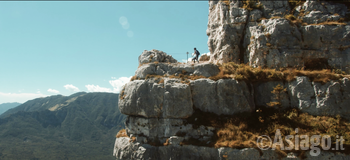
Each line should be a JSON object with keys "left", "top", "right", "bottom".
{"left": 222, "top": 0, "right": 230, "bottom": 6}
{"left": 119, "top": 88, "right": 126, "bottom": 100}
{"left": 208, "top": 62, "right": 345, "bottom": 83}
{"left": 267, "top": 84, "right": 287, "bottom": 112}
{"left": 130, "top": 75, "right": 137, "bottom": 81}
{"left": 285, "top": 14, "right": 296, "bottom": 20}
{"left": 270, "top": 16, "right": 282, "bottom": 19}
{"left": 309, "top": 21, "right": 347, "bottom": 26}
{"left": 178, "top": 102, "right": 350, "bottom": 156}
{"left": 116, "top": 129, "right": 128, "bottom": 138}
{"left": 211, "top": 107, "right": 350, "bottom": 157}
{"left": 288, "top": 0, "right": 304, "bottom": 10}
{"left": 129, "top": 136, "right": 136, "bottom": 142}
{"left": 242, "top": 0, "right": 262, "bottom": 11}
{"left": 163, "top": 138, "right": 170, "bottom": 146}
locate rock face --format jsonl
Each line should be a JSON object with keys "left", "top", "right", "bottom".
{"left": 114, "top": 137, "right": 350, "bottom": 160}
{"left": 114, "top": 0, "right": 350, "bottom": 159}
{"left": 191, "top": 79, "right": 255, "bottom": 115}
{"left": 120, "top": 76, "right": 256, "bottom": 117}
{"left": 207, "top": 0, "right": 350, "bottom": 72}
{"left": 115, "top": 57, "right": 350, "bottom": 159}
{"left": 138, "top": 49, "right": 177, "bottom": 65}
{"left": 254, "top": 76, "right": 350, "bottom": 120}
{"left": 119, "top": 79, "right": 193, "bottom": 119}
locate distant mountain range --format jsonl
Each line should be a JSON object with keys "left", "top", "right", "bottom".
{"left": 0, "top": 92, "right": 126, "bottom": 160}
{"left": 0, "top": 102, "right": 21, "bottom": 115}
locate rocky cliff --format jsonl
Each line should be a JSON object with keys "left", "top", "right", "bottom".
{"left": 113, "top": 0, "right": 350, "bottom": 159}
{"left": 113, "top": 50, "right": 350, "bottom": 160}
{"left": 207, "top": 0, "right": 350, "bottom": 72}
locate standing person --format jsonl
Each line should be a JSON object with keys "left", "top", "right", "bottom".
{"left": 192, "top": 48, "right": 200, "bottom": 63}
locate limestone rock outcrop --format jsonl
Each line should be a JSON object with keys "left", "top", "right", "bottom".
{"left": 138, "top": 49, "right": 177, "bottom": 65}
{"left": 254, "top": 76, "right": 350, "bottom": 119}
{"left": 207, "top": 0, "right": 350, "bottom": 72}
{"left": 135, "top": 62, "right": 220, "bottom": 78}
{"left": 114, "top": 0, "right": 350, "bottom": 159}
{"left": 114, "top": 48, "right": 350, "bottom": 159}
{"left": 191, "top": 78, "right": 255, "bottom": 115}
{"left": 119, "top": 79, "right": 193, "bottom": 118}
{"left": 114, "top": 137, "right": 350, "bottom": 160}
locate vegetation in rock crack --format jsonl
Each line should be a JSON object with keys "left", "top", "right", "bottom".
{"left": 267, "top": 84, "right": 287, "bottom": 113}
{"left": 242, "top": 0, "right": 263, "bottom": 11}
{"left": 209, "top": 62, "right": 348, "bottom": 83}
{"left": 131, "top": 62, "right": 349, "bottom": 85}
{"left": 181, "top": 107, "right": 350, "bottom": 159}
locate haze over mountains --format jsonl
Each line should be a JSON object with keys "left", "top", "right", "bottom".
{"left": 0, "top": 92, "right": 126, "bottom": 160}
{"left": 0, "top": 102, "right": 21, "bottom": 115}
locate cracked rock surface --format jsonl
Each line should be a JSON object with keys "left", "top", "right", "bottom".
{"left": 207, "top": 0, "right": 350, "bottom": 72}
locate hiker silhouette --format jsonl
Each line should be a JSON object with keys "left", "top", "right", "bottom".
{"left": 192, "top": 48, "right": 200, "bottom": 63}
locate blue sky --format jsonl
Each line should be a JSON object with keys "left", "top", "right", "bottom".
{"left": 0, "top": 1, "right": 210, "bottom": 104}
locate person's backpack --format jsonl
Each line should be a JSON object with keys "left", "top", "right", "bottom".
{"left": 196, "top": 50, "right": 200, "bottom": 56}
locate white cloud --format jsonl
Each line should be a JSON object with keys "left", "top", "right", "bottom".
{"left": 109, "top": 76, "right": 132, "bottom": 93}
{"left": 47, "top": 88, "right": 59, "bottom": 94}
{"left": 0, "top": 92, "right": 48, "bottom": 104}
{"left": 85, "top": 85, "right": 113, "bottom": 93}
{"left": 64, "top": 84, "right": 80, "bottom": 93}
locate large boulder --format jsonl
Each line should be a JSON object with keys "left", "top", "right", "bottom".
{"left": 118, "top": 79, "right": 193, "bottom": 119}
{"left": 138, "top": 49, "right": 177, "bottom": 65}
{"left": 191, "top": 79, "right": 255, "bottom": 115}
